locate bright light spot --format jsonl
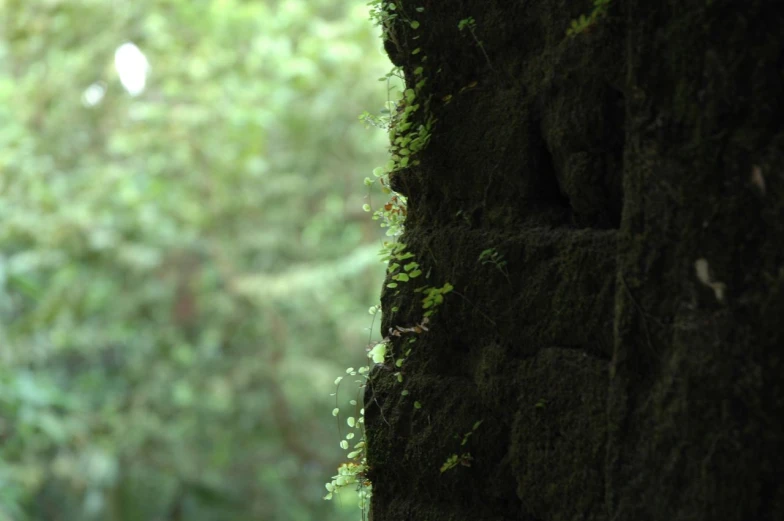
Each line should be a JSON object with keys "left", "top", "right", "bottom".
{"left": 114, "top": 42, "right": 150, "bottom": 96}
{"left": 81, "top": 82, "right": 106, "bottom": 107}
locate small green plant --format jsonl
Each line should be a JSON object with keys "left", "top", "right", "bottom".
{"left": 440, "top": 420, "right": 483, "bottom": 473}
{"left": 566, "top": 0, "right": 612, "bottom": 37}
{"left": 362, "top": 1, "right": 435, "bottom": 240}
{"left": 367, "top": 0, "right": 399, "bottom": 42}
{"left": 325, "top": 291, "right": 448, "bottom": 511}
{"left": 457, "top": 16, "right": 494, "bottom": 71}
{"left": 324, "top": 314, "right": 432, "bottom": 508}
{"left": 457, "top": 16, "right": 475, "bottom": 32}
{"left": 440, "top": 453, "right": 473, "bottom": 472}
{"left": 417, "top": 282, "right": 454, "bottom": 318}
{"left": 381, "top": 241, "right": 423, "bottom": 288}
{"left": 360, "top": 71, "right": 434, "bottom": 239}
{"left": 478, "top": 248, "right": 510, "bottom": 282}
{"left": 325, "top": 366, "right": 373, "bottom": 510}
{"left": 368, "top": 1, "right": 426, "bottom": 43}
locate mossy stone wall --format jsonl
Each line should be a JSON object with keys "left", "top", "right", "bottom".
{"left": 365, "top": 2, "right": 784, "bottom": 520}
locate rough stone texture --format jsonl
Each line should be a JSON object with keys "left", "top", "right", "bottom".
{"left": 365, "top": 1, "right": 784, "bottom": 520}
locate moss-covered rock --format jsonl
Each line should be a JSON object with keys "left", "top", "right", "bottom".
{"left": 366, "top": 1, "right": 784, "bottom": 520}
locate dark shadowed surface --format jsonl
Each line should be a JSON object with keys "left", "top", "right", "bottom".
{"left": 365, "top": 1, "right": 784, "bottom": 520}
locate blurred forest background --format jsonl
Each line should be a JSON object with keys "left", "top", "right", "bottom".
{"left": 0, "top": 0, "right": 394, "bottom": 519}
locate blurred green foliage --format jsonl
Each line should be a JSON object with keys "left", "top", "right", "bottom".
{"left": 0, "top": 0, "right": 393, "bottom": 519}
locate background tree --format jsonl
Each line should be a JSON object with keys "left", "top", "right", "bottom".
{"left": 0, "top": 1, "right": 394, "bottom": 519}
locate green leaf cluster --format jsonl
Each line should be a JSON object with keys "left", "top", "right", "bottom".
{"left": 439, "top": 420, "right": 483, "bottom": 473}
{"left": 419, "top": 283, "right": 454, "bottom": 317}
{"left": 566, "top": 0, "right": 612, "bottom": 37}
